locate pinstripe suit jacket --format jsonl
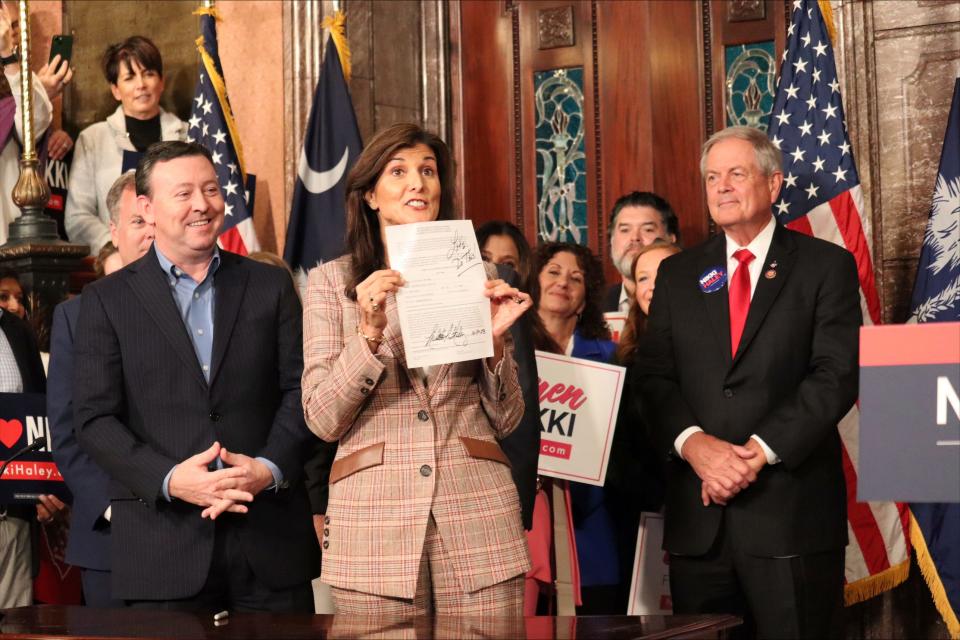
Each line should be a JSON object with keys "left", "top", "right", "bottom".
{"left": 302, "top": 257, "right": 531, "bottom": 599}
{"left": 73, "top": 247, "right": 320, "bottom": 600}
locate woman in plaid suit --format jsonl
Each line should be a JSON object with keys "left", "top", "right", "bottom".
{"left": 302, "top": 123, "right": 533, "bottom": 615}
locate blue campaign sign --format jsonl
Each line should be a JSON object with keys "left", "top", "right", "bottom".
{"left": 0, "top": 392, "right": 70, "bottom": 504}
{"left": 858, "top": 324, "right": 960, "bottom": 503}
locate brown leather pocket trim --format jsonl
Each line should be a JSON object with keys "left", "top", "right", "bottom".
{"left": 329, "top": 442, "right": 385, "bottom": 484}
{"left": 460, "top": 437, "right": 511, "bottom": 467}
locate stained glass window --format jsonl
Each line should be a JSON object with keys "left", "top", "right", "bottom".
{"left": 534, "top": 67, "right": 587, "bottom": 244}
{"left": 725, "top": 42, "right": 776, "bottom": 131}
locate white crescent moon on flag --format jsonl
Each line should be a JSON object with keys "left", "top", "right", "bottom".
{"left": 298, "top": 146, "right": 350, "bottom": 194}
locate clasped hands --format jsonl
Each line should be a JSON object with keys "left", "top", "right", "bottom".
{"left": 680, "top": 432, "right": 767, "bottom": 507}
{"left": 168, "top": 442, "right": 274, "bottom": 520}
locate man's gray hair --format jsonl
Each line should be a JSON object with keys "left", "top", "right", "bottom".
{"left": 700, "top": 126, "right": 782, "bottom": 178}
{"left": 105, "top": 171, "right": 137, "bottom": 225}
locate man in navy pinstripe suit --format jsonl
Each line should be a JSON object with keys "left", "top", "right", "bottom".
{"left": 73, "top": 141, "right": 319, "bottom": 611}
{"left": 49, "top": 171, "right": 149, "bottom": 607}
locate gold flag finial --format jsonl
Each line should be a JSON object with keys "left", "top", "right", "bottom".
{"left": 818, "top": 0, "right": 838, "bottom": 47}
{"left": 321, "top": 11, "right": 351, "bottom": 83}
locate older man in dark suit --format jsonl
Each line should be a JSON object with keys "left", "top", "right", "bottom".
{"left": 635, "top": 126, "right": 860, "bottom": 639}
{"left": 73, "top": 141, "right": 319, "bottom": 610}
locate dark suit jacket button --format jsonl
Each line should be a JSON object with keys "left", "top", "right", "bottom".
{"left": 209, "top": 412, "right": 221, "bottom": 422}
{"left": 420, "top": 464, "right": 432, "bottom": 477}
{"left": 360, "top": 387, "right": 369, "bottom": 395}
{"left": 324, "top": 516, "right": 330, "bottom": 525}
{"left": 723, "top": 388, "right": 734, "bottom": 398}
{"left": 417, "top": 410, "right": 429, "bottom": 421}
{"left": 364, "top": 378, "right": 374, "bottom": 386}
{"left": 323, "top": 541, "right": 329, "bottom": 549}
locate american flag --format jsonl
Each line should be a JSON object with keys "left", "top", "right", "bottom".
{"left": 767, "top": 0, "right": 911, "bottom": 604}
{"left": 187, "top": 7, "right": 259, "bottom": 256}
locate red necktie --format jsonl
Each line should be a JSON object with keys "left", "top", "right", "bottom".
{"left": 729, "top": 249, "right": 755, "bottom": 356}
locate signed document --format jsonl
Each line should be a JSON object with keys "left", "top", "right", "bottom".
{"left": 385, "top": 220, "right": 494, "bottom": 368}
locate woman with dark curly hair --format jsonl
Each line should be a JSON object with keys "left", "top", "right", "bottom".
{"left": 530, "top": 242, "right": 612, "bottom": 356}
{"left": 526, "top": 241, "right": 621, "bottom": 614}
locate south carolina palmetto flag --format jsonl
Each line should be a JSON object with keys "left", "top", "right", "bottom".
{"left": 767, "top": 0, "right": 911, "bottom": 604}
{"left": 907, "top": 78, "right": 960, "bottom": 640}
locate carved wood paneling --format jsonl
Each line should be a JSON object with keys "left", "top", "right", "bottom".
{"left": 729, "top": 0, "right": 766, "bottom": 23}
{"left": 449, "top": 1, "right": 516, "bottom": 226}
{"left": 595, "top": 0, "right": 653, "bottom": 282}
{"left": 537, "top": 5, "right": 575, "bottom": 49}
{"left": 649, "top": 0, "right": 709, "bottom": 247}
{"left": 451, "top": 0, "right": 712, "bottom": 274}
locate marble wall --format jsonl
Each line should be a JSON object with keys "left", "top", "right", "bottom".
{"left": 345, "top": 0, "right": 448, "bottom": 143}
{"left": 836, "top": 0, "right": 960, "bottom": 323}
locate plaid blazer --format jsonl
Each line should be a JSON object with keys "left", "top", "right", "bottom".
{"left": 302, "top": 257, "right": 531, "bottom": 599}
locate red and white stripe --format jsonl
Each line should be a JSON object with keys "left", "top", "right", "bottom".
{"left": 786, "top": 184, "right": 911, "bottom": 599}
{"left": 218, "top": 218, "right": 260, "bottom": 256}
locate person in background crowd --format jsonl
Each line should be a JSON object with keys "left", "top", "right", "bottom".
{"left": 302, "top": 123, "right": 532, "bottom": 616}
{"left": 0, "top": 273, "right": 79, "bottom": 605}
{"left": 73, "top": 141, "right": 318, "bottom": 610}
{"left": 247, "top": 249, "right": 338, "bottom": 550}
{"left": 635, "top": 126, "right": 860, "bottom": 639}
{"left": 477, "top": 220, "right": 534, "bottom": 292}
{"left": 0, "top": 267, "right": 25, "bottom": 318}
{"left": 607, "top": 239, "right": 681, "bottom": 610}
{"left": 1, "top": 0, "right": 71, "bottom": 246}
{"left": 248, "top": 251, "right": 296, "bottom": 283}
{"left": 65, "top": 36, "right": 186, "bottom": 254}
{"left": 48, "top": 171, "right": 152, "bottom": 607}
{"left": 529, "top": 241, "right": 620, "bottom": 614}
{"left": 476, "top": 220, "right": 542, "bottom": 541}
{"left": 603, "top": 192, "right": 679, "bottom": 313}
{"left": 0, "top": 285, "right": 46, "bottom": 607}
{"left": 93, "top": 242, "right": 120, "bottom": 279}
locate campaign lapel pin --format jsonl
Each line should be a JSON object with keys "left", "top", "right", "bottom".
{"left": 765, "top": 260, "right": 778, "bottom": 280}
{"left": 699, "top": 266, "right": 727, "bottom": 293}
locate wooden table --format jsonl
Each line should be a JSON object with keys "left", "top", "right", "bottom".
{"left": 1, "top": 606, "right": 741, "bottom": 639}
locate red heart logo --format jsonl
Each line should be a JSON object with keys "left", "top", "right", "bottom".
{"left": 0, "top": 419, "right": 23, "bottom": 449}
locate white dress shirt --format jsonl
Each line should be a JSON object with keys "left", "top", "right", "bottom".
{"left": 674, "top": 216, "right": 781, "bottom": 465}
{"left": 618, "top": 284, "right": 631, "bottom": 313}
{"left": 0, "top": 310, "right": 24, "bottom": 393}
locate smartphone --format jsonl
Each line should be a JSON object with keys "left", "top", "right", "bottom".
{"left": 49, "top": 34, "right": 72, "bottom": 65}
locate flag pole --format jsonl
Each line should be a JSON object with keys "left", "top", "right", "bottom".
{"left": 6, "top": 0, "right": 56, "bottom": 244}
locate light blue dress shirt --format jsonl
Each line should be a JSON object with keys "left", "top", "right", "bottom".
{"left": 154, "top": 246, "right": 281, "bottom": 501}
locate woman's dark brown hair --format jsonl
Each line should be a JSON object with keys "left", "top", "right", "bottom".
{"left": 101, "top": 36, "right": 163, "bottom": 85}
{"left": 616, "top": 240, "right": 682, "bottom": 364}
{"left": 530, "top": 242, "right": 610, "bottom": 353}
{"left": 344, "top": 123, "right": 456, "bottom": 299}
